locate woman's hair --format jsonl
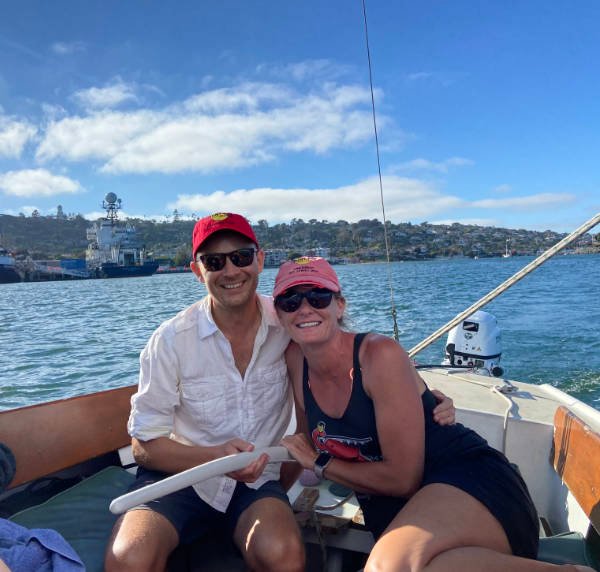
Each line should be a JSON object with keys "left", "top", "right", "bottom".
{"left": 334, "top": 291, "right": 349, "bottom": 329}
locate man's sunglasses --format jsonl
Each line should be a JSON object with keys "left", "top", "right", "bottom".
{"left": 274, "top": 288, "right": 334, "bottom": 313}
{"left": 197, "top": 248, "right": 256, "bottom": 272}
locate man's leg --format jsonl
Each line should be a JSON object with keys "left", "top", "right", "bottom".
{"left": 229, "top": 480, "right": 305, "bottom": 572}
{"left": 105, "top": 509, "right": 179, "bottom": 572}
{"left": 105, "top": 466, "right": 216, "bottom": 572}
{"left": 233, "top": 496, "right": 305, "bottom": 572}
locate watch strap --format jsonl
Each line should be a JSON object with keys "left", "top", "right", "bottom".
{"left": 313, "top": 452, "right": 332, "bottom": 479}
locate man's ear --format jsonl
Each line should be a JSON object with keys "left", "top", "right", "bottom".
{"left": 190, "top": 260, "right": 206, "bottom": 283}
{"left": 256, "top": 248, "right": 265, "bottom": 273}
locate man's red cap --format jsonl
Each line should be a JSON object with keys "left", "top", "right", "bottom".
{"left": 192, "top": 213, "right": 258, "bottom": 257}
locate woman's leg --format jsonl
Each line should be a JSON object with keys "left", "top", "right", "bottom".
{"left": 364, "top": 483, "right": 593, "bottom": 572}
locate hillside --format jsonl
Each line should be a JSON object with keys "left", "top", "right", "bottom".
{"left": 1, "top": 213, "right": 596, "bottom": 262}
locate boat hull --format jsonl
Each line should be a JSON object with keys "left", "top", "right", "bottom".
{"left": 92, "top": 262, "right": 159, "bottom": 279}
{"left": 2, "top": 374, "right": 599, "bottom": 571}
{"left": 0, "top": 265, "right": 21, "bottom": 283}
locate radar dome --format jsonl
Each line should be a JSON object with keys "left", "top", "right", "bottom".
{"left": 105, "top": 192, "right": 118, "bottom": 204}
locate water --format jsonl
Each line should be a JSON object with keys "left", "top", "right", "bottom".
{"left": 1, "top": 254, "right": 599, "bottom": 411}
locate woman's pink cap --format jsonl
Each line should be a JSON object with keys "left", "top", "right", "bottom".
{"left": 273, "top": 257, "right": 341, "bottom": 298}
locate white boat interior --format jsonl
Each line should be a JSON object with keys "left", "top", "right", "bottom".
{"left": 1, "top": 367, "right": 599, "bottom": 571}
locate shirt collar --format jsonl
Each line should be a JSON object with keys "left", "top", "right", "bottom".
{"left": 195, "top": 294, "right": 281, "bottom": 340}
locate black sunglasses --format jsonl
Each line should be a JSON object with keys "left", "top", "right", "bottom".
{"left": 198, "top": 248, "right": 256, "bottom": 272}
{"left": 274, "top": 288, "right": 334, "bottom": 313}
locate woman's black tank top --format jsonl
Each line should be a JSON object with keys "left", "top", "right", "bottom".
{"left": 303, "top": 332, "right": 490, "bottom": 470}
{"left": 303, "top": 333, "right": 384, "bottom": 462}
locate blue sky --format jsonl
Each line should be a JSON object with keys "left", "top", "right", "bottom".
{"left": 0, "top": 1, "right": 599, "bottom": 232}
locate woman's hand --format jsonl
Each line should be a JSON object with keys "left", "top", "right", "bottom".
{"left": 431, "top": 389, "right": 456, "bottom": 426}
{"left": 281, "top": 433, "right": 318, "bottom": 470}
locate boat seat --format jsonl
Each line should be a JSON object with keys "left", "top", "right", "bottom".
{"left": 536, "top": 406, "right": 600, "bottom": 569}
{"left": 538, "top": 532, "right": 598, "bottom": 567}
{"left": 9, "top": 465, "right": 135, "bottom": 572}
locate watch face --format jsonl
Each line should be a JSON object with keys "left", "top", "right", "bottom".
{"left": 315, "top": 452, "right": 331, "bottom": 467}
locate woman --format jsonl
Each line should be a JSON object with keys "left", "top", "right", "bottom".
{"left": 276, "top": 257, "right": 593, "bottom": 572}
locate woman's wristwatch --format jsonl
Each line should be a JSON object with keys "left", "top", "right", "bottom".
{"left": 313, "top": 452, "right": 333, "bottom": 478}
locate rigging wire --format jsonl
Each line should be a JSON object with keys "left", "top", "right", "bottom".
{"left": 361, "top": 0, "right": 399, "bottom": 341}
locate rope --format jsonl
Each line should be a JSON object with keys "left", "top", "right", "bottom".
{"left": 408, "top": 211, "right": 600, "bottom": 358}
{"left": 361, "top": 0, "right": 399, "bottom": 341}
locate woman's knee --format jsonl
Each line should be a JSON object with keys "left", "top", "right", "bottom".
{"left": 364, "top": 530, "right": 430, "bottom": 572}
{"left": 365, "top": 551, "right": 419, "bottom": 572}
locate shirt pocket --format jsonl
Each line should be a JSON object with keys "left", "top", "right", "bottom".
{"left": 179, "top": 375, "right": 228, "bottom": 428}
{"left": 252, "top": 362, "right": 288, "bottom": 417}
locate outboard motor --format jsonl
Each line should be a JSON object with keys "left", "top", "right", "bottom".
{"left": 442, "top": 310, "right": 504, "bottom": 377}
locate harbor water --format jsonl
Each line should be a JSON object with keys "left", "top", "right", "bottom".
{"left": 1, "top": 254, "right": 599, "bottom": 411}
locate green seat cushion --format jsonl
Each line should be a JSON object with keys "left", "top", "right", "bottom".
{"left": 538, "top": 531, "right": 598, "bottom": 568}
{"left": 10, "top": 466, "right": 135, "bottom": 572}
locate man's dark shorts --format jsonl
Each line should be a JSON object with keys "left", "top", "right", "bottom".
{"left": 128, "top": 467, "right": 291, "bottom": 544}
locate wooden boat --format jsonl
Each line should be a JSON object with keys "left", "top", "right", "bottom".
{"left": 1, "top": 361, "right": 600, "bottom": 571}
{"left": 1, "top": 209, "right": 598, "bottom": 569}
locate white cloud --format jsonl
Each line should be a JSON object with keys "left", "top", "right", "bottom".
{"left": 73, "top": 79, "right": 138, "bottom": 110}
{"left": 404, "top": 71, "right": 465, "bottom": 87}
{"left": 259, "top": 59, "right": 353, "bottom": 83}
{"left": 183, "top": 82, "right": 291, "bottom": 113}
{"left": 36, "top": 111, "right": 162, "bottom": 162}
{"left": 0, "top": 169, "right": 83, "bottom": 197}
{"left": 471, "top": 193, "right": 575, "bottom": 210}
{"left": 492, "top": 184, "right": 512, "bottom": 193}
{"left": 41, "top": 103, "right": 68, "bottom": 121}
{"left": 51, "top": 41, "right": 85, "bottom": 55}
{"left": 431, "top": 218, "right": 498, "bottom": 227}
{"left": 164, "top": 176, "right": 577, "bottom": 228}
{"left": 15, "top": 205, "right": 40, "bottom": 216}
{"left": 36, "top": 82, "right": 380, "bottom": 174}
{"left": 406, "top": 72, "right": 433, "bottom": 82}
{"left": 394, "top": 157, "right": 474, "bottom": 174}
{"left": 167, "top": 176, "right": 462, "bottom": 224}
{"left": 0, "top": 116, "right": 37, "bottom": 158}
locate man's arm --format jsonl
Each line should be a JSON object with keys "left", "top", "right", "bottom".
{"left": 431, "top": 388, "right": 456, "bottom": 425}
{"left": 133, "top": 436, "right": 270, "bottom": 483}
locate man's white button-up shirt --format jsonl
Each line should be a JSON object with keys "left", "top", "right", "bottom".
{"left": 128, "top": 294, "right": 292, "bottom": 512}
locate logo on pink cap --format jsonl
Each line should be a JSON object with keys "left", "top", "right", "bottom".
{"left": 273, "top": 257, "right": 341, "bottom": 298}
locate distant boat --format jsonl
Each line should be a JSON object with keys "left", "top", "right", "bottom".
{"left": 502, "top": 238, "right": 512, "bottom": 258}
{"left": 0, "top": 246, "right": 21, "bottom": 284}
{"left": 86, "top": 193, "right": 158, "bottom": 279}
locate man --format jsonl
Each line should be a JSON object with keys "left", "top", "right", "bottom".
{"left": 105, "top": 212, "right": 454, "bottom": 572}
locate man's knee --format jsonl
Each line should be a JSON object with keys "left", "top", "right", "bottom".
{"left": 104, "top": 511, "right": 178, "bottom": 572}
{"left": 251, "top": 529, "right": 305, "bottom": 572}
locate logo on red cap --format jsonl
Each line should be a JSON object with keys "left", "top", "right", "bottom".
{"left": 192, "top": 212, "right": 258, "bottom": 257}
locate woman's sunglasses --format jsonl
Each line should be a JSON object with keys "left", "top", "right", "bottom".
{"left": 274, "top": 288, "right": 334, "bottom": 313}
{"left": 198, "top": 248, "right": 256, "bottom": 272}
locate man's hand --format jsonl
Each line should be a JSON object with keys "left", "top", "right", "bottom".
{"left": 214, "top": 438, "right": 270, "bottom": 483}
{"left": 431, "top": 389, "right": 456, "bottom": 425}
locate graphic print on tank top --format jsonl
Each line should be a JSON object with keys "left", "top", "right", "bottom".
{"left": 305, "top": 333, "right": 383, "bottom": 463}
{"left": 311, "top": 420, "right": 379, "bottom": 461}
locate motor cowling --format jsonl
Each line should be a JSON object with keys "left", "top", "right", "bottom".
{"left": 442, "top": 310, "right": 504, "bottom": 377}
